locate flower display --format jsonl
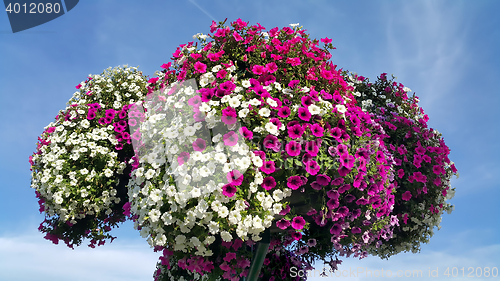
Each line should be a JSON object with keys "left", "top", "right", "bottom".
{"left": 130, "top": 19, "right": 400, "bottom": 280}
{"left": 344, "top": 72, "right": 457, "bottom": 258}
{"left": 29, "top": 66, "right": 149, "bottom": 248}
{"left": 29, "top": 19, "right": 458, "bottom": 281}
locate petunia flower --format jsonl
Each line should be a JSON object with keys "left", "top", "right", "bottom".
{"left": 260, "top": 160, "right": 276, "bottom": 174}
{"left": 262, "top": 176, "right": 276, "bottom": 190}
{"left": 223, "top": 131, "right": 239, "bottom": 146}
{"left": 287, "top": 175, "right": 302, "bottom": 190}
{"left": 291, "top": 216, "right": 306, "bottom": 230}
{"left": 285, "top": 141, "right": 301, "bottom": 157}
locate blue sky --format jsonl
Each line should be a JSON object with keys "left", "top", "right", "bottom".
{"left": 1, "top": 0, "right": 499, "bottom": 280}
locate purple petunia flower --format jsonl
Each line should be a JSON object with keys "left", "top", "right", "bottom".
{"left": 263, "top": 135, "right": 280, "bottom": 151}
{"left": 338, "top": 184, "right": 351, "bottom": 193}
{"left": 305, "top": 141, "right": 319, "bottom": 157}
{"left": 278, "top": 106, "right": 291, "bottom": 118}
{"left": 239, "top": 127, "right": 253, "bottom": 139}
{"left": 310, "top": 123, "right": 324, "bottom": 137}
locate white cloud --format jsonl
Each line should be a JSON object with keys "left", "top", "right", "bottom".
{"left": 0, "top": 233, "right": 160, "bottom": 281}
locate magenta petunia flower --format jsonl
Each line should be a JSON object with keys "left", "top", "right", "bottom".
{"left": 397, "top": 169, "right": 405, "bottom": 178}
{"left": 288, "top": 124, "right": 304, "bottom": 139}
{"left": 192, "top": 138, "right": 207, "bottom": 152}
{"left": 327, "top": 189, "right": 339, "bottom": 200}
{"left": 223, "top": 131, "right": 239, "bottom": 146}
{"left": 105, "top": 109, "right": 116, "bottom": 119}
{"left": 327, "top": 198, "right": 339, "bottom": 210}
{"left": 262, "top": 176, "right": 276, "bottom": 190}
{"left": 311, "top": 181, "right": 322, "bottom": 190}
{"left": 188, "top": 95, "right": 202, "bottom": 107}
{"left": 351, "top": 227, "right": 362, "bottom": 234}
{"left": 339, "top": 153, "right": 355, "bottom": 169}
{"left": 227, "top": 170, "right": 244, "bottom": 186}
{"left": 220, "top": 80, "right": 236, "bottom": 92}
{"left": 177, "top": 151, "right": 190, "bottom": 166}
{"left": 239, "top": 127, "right": 253, "bottom": 139}
{"left": 278, "top": 106, "right": 291, "bottom": 118}
{"left": 305, "top": 141, "right": 319, "bottom": 157}
{"left": 338, "top": 184, "right": 351, "bottom": 193}
{"left": 285, "top": 141, "right": 301, "bottom": 157}
{"left": 279, "top": 205, "right": 291, "bottom": 215}
{"left": 87, "top": 110, "right": 96, "bottom": 120}
{"left": 291, "top": 216, "right": 306, "bottom": 230}
{"left": 402, "top": 191, "right": 412, "bottom": 201}
{"left": 298, "top": 107, "right": 311, "bottom": 121}
{"left": 316, "top": 174, "right": 331, "bottom": 186}
{"left": 260, "top": 160, "right": 276, "bottom": 174}
{"left": 301, "top": 96, "right": 313, "bottom": 107}
{"left": 310, "top": 123, "right": 324, "bottom": 137}
{"left": 263, "top": 135, "right": 280, "bottom": 151}
{"left": 287, "top": 175, "right": 302, "bottom": 190}
{"left": 286, "top": 57, "right": 302, "bottom": 66}
{"left": 288, "top": 79, "right": 300, "bottom": 88}
{"left": 276, "top": 219, "right": 290, "bottom": 230}
{"left": 222, "top": 183, "right": 237, "bottom": 197}
{"left": 194, "top": 61, "right": 207, "bottom": 73}
{"left": 291, "top": 232, "right": 302, "bottom": 241}
{"left": 330, "top": 223, "right": 342, "bottom": 235}
{"left": 337, "top": 206, "right": 349, "bottom": 216}
{"left": 221, "top": 106, "right": 237, "bottom": 125}
{"left": 305, "top": 160, "right": 320, "bottom": 175}
{"left": 252, "top": 65, "right": 267, "bottom": 75}
{"left": 265, "top": 62, "right": 278, "bottom": 73}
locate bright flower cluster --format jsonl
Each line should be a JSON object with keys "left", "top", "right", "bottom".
{"left": 344, "top": 72, "right": 457, "bottom": 258}
{"left": 138, "top": 19, "right": 400, "bottom": 280}
{"left": 28, "top": 19, "right": 458, "bottom": 281}
{"left": 29, "top": 66, "right": 149, "bottom": 248}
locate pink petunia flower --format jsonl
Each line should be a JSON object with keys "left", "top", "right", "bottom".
{"left": 192, "top": 138, "right": 207, "bottom": 152}
{"left": 194, "top": 61, "right": 207, "bottom": 73}
{"left": 223, "top": 131, "right": 239, "bottom": 146}
{"left": 177, "top": 151, "right": 190, "bottom": 166}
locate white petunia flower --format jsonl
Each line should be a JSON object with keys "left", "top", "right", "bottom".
{"left": 258, "top": 108, "right": 271, "bottom": 117}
